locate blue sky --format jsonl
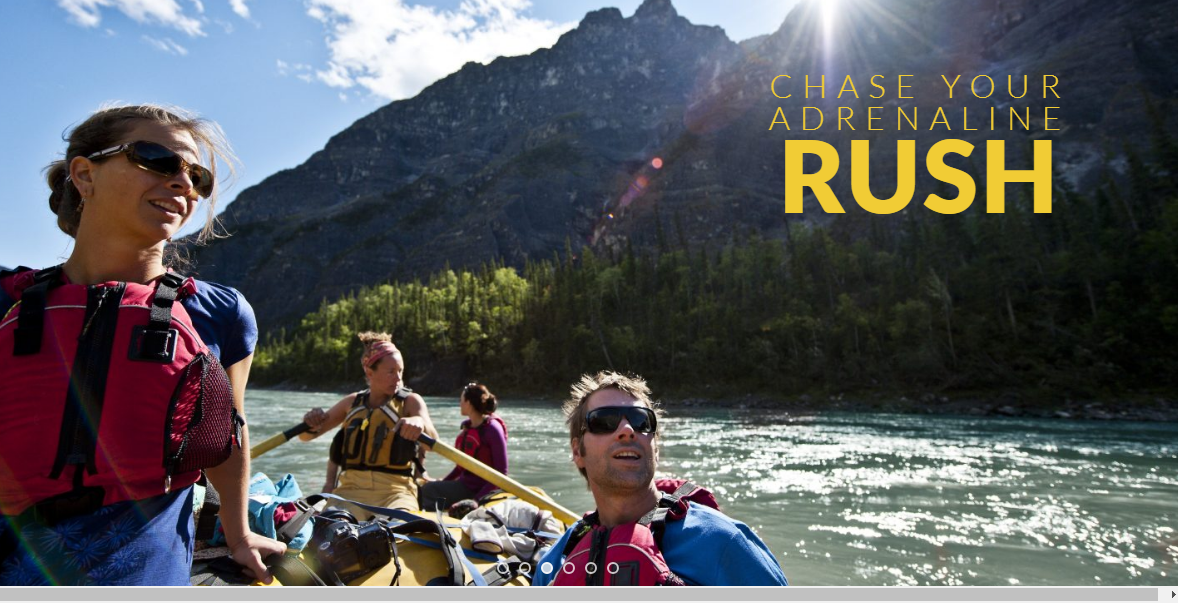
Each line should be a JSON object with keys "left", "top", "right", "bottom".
{"left": 0, "top": 0, "right": 798, "bottom": 269}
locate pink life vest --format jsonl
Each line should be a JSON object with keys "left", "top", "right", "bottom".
{"left": 455, "top": 413, "right": 508, "bottom": 467}
{"left": 0, "top": 266, "right": 242, "bottom": 522}
{"left": 550, "top": 481, "right": 715, "bottom": 586}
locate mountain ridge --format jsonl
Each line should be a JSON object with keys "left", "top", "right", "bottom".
{"left": 185, "top": 0, "right": 1178, "bottom": 332}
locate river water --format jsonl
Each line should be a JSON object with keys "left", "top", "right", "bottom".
{"left": 246, "top": 389, "right": 1178, "bottom": 586}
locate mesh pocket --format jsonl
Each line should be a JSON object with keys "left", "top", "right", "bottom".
{"left": 165, "top": 351, "right": 240, "bottom": 474}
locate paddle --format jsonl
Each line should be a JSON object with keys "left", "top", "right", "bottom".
{"left": 416, "top": 433, "right": 581, "bottom": 526}
{"left": 250, "top": 422, "right": 312, "bottom": 459}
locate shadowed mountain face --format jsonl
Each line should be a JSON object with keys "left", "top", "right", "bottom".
{"left": 186, "top": 0, "right": 1178, "bottom": 331}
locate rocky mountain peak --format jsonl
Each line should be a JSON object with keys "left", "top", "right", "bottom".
{"left": 579, "top": 6, "right": 624, "bottom": 27}
{"left": 187, "top": 0, "right": 1178, "bottom": 333}
{"left": 634, "top": 0, "right": 678, "bottom": 21}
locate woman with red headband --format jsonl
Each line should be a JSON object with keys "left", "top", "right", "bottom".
{"left": 300, "top": 332, "right": 438, "bottom": 518}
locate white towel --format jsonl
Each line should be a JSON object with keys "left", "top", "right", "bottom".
{"left": 460, "top": 500, "right": 564, "bottom": 559}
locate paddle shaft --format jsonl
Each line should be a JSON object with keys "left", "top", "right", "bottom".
{"left": 417, "top": 433, "right": 581, "bottom": 525}
{"left": 250, "top": 421, "right": 312, "bottom": 459}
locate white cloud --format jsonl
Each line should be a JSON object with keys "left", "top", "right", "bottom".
{"left": 141, "top": 34, "right": 189, "bottom": 55}
{"left": 305, "top": 0, "right": 576, "bottom": 100}
{"left": 277, "top": 59, "right": 315, "bottom": 82}
{"left": 229, "top": 0, "right": 249, "bottom": 19}
{"left": 57, "top": 0, "right": 207, "bottom": 36}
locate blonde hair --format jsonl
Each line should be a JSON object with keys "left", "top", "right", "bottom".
{"left": 358, "top": 331, "right": 399, "bottom": 369}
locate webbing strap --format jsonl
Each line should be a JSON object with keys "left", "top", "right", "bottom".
{"left": 265, "top": 553, "right": 327, "bottom": 586}
{"left": 49, "top": 283, "right": 125, "bottom": 479}
{"left": 275, "top": 496, "right": 323, "bottom": 544}
{"left": 503, "top": 524, "right": 564, "bottom": 541}
{"left": 388, "top": 517, "right": 471, "bottom": 586}
{"left": 148, "top": 272, "right": 185, "bottom": 329}
{"left": 309, "top": 493, "right": 422, "bottom": 523}
{"left": 306, "top": 493, "right": 505, "bottom": 585}
{"left": 641, "top": 481, "right": 700, "bottom": 548}
{"left": 390, "top": 533, "right": 501, "bottom": 564}
{"left": 11, "top": 266, "right": 64, "bottom": 355}
{"left": 130, "top": 272, "right": 185, "bottom": 362}
{"left": 480, "top": 556, "right": 524, "bottom": 586}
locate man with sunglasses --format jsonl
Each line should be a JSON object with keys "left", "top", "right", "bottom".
{"left": 531, "top": 371, "right": 787, "bottom": 586}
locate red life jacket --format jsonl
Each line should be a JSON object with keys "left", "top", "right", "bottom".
{"left": 0, "top": 266, "right": 242, "bottom": 523}
{"left": 550, "top": 481, "right": 714, "bottom": 586}
{"left": 455, "top": 414, "right": 508, "bottom": 467}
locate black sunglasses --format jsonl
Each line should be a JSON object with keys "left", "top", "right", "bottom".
{"left": 88, "top": 141, "right": 214, "bottom": 199}
{"left": 585, "top": 406, "right": 657, "bottom": 435}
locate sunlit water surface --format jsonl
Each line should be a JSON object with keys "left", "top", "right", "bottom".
{"left": 246, "top": 390, "right": 1178, "bottom": 586}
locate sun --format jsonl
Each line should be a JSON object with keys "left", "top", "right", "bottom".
{"left": 822, "top": 0, "right": 842, "bottom": 37}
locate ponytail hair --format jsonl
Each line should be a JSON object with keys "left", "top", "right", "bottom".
{"left": 462, "top": 382, "right": 497, "bottom": 415}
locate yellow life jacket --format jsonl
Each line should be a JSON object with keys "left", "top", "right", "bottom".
{"left": 332, "top": 387, "right": 418, "bottom": 476}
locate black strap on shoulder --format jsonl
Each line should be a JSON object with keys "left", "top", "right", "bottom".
{"left": 667, "top": 481, "right": 699, "bottom": 501}
{"left": 0, "top": 265, "right": 32, "bottom": 279}
{"left": 634, "top": 488, "right": 701, "bottom": 586}
{"left": 12, "top": 266, "right": 64, "bottom": 356}
{"left": 639, "top": 482, "right": 699, "bottom": 549}
{"left": 394, "top": 386, "right": 414, "bottom": 402}
{"left": 49, "top": 282, "right": 126, "bottom": 480}
{"left": 128, "top": 271, "right": 186, "bottom": 362}
{"left": 352, "top": 389, "right": 370, "bottom": 408}
{"left": 557, "top": 514, "right": 596, "bottom": 562}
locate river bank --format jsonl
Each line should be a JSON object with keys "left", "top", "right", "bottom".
{"left": 257, "top": 379, "right": 1178, "bottom": 423}
{"left": 661, "top": 392, "right": 1178, "bottom": 422}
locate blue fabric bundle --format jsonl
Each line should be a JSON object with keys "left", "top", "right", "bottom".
{"left": 208, "top": 472, "right": 313, "bottom": 551}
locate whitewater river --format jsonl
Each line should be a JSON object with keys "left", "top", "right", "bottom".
{"left": 246, "top": 389, "right": 1177, "bottom": 586}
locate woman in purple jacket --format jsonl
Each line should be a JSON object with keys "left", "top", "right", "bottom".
{"left": 418, "top": 383, "right": 508, "bottom": 510}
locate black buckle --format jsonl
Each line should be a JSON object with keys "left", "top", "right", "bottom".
{"left": 127, "top": 325, "right": 178, "bottom": 362}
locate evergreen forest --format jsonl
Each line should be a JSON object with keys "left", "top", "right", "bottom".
{"left": 252, "top": 130, "right": 1178, "bottom": 404}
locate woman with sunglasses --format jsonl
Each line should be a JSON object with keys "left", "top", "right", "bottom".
{"left": 299, "top": 332, "right": 439, "bottom": 519}
{"left": 0, "top": 105, "right": 284, "bottom": 585}
{"left": 418, "top": 383, "right": 509, "bottom": 511}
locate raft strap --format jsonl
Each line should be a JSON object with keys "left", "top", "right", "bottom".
{"left": 265, "top": 554, "right": 328, "bottom": 586}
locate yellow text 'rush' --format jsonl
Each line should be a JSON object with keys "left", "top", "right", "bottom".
{"left": 783, "top": 139, "right": 1053, "bottom": 214}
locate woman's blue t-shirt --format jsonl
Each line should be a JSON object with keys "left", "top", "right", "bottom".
{"left": 0, "top": 277, "right": 257, "bottom": 586}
